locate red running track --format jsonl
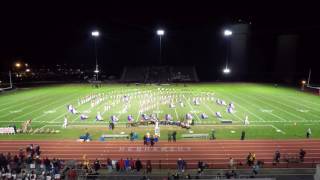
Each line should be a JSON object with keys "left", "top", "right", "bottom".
{"left": 0, "top": 139, "right": 319, "bottom": 169}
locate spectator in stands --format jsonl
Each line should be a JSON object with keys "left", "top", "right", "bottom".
{"left": 229, "top": 157, "right": 234, "bottom": 169}
{"left": 67, "top": 168, "right": 77, "bottom": 180}
{"left": 177, "top": 158, "right": 184, "bottom": 173}
{"left": 106, "top": 158, "right": 112, "bottom": 172}
{"left": 125, "top": 158, "right": 130, "bottom": 171}
{"left": 146, "top": 160, "right": 152, "bottom": 174}
{"left": 247, "top": 152, "right": 255, "bottom": 166}
{"left": 231, "top": 170, "right": 237, "bottom": 178}
{"left": 35, "top": 144, "right": 41, "bottom": 156}
{"left": 43, "top": 156, "right": 51, "bottom": 172}
{"left": 197, "top": 161, "right": 205, "bottom": 173}
{"left": 93, "top": 158, "right": 101, "bottom": 171}
{"left": 299, "top": 149, "right": 306, "bottom": 162}
{"left": 119, "top": 158, "right": 125, "bottom": 171}
{"left": 135, "top": 158, "right": 142, "bottom": 172}
{"left": 274, "top": 150, "right": 281, "bottom": 164}
{"left": 18, "top": 148, "right": 25, "bottom": 162}
{"left": 252, "top": 163, "right": 260, "bottom": 176}
{"left": 130, "top": 157, "right": 135, "bottom": 171}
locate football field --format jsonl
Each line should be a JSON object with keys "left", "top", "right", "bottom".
{"left": 0, "top": 83, "right": 320, "bottom": 140}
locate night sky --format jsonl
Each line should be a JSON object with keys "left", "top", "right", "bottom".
{"left": 1, "top": 1, "right": 320, "bottom": 82}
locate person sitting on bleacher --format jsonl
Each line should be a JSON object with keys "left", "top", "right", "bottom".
{"left": 201, "top": 113, "right": 208, "bottom": 119}
{"left": 216, "top": 112, "right": 222, "bottom": 118}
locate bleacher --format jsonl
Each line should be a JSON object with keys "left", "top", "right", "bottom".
{"left": 170, "top": 66, "right": 199, "bottom": 82}
{"left": 121, "top": 66, "right": 199, "bottom": 83}
{"left": 121, "top": 66, "right": 147, "bottom": 82}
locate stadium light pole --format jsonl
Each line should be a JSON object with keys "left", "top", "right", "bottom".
{"left": 91, "top": 30, "right": 100, "bottom": 80}
{"left": 156, "top": 29, "right": 165, "bottom": 65}
{"left": 223, "top": 29, "right": 232, "bottom": 74}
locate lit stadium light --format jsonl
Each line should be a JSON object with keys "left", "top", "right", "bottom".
{"left": 94, "top": 69, "right": 100, "bottom": 74}
{"left": 223, "top": 67, "right": 231, "bottom": 74}
{"left": 224, "top": 29, "right": 233, "bottom": 36}
{"left": 15, "top": 63, "right": 21, "bottom": 68}
{"left": 157, "top": 29, "right": 165, "bottom": 36}
{"left": 91, "top": 31, "right": 100, "bottom": 37}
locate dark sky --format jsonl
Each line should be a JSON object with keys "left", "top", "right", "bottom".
{"left": 1, "top": 1, "right": 320, "bottom": 82}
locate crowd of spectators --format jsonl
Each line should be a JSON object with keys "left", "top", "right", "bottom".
{"left": 0, "top": 143, "right": 309, "bottom": 179}
{"left": 0, "top": 144, "right": 65, "bottom": 180}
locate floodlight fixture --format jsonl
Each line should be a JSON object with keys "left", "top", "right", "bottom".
{"left": 302, "top": 80, "right": 306, "bottom": 85}
{"left": 91, "top": 31, "right": 100, "bottom": 37}
{"left": 223, "top": 67, "right": 231, "bottom": 74}
{"left": 26, "top": 69, "right": 30, "bottom": 72}
{"left": 157, "top": 29, "right": 165, "bottom": 36}
{"left": 224, "top": 29, "right": 233, "bottom": 36}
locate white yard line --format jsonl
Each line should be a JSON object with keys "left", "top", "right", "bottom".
{"left": 215, "top": 89, "right": 266, "bottom": 123}
{"left": 270, "top": 124, "right": 286, "bottom": 134}
{"left": 263, "top": 93, "right": 320, "bottom": 117}
{"left": 174, "top": 107, "right": 179, "bottom": 120}
{"left": 246, "top": 93, "right": 307, "bottom": 121}
{"left": 182, "top": 94, "right": 201, "bottom": 122}
{"left": 225, "top": 91, "right": 288, "bottom": 122}
{"left": 0, "top": 96, "right": 59, "bottom": 119}
{"left": 0, "top": 92, "right": 51, "bottom": 111}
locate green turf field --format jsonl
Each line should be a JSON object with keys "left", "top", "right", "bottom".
{"left": 0, "top": 83, "right": 320, "bottom": 140}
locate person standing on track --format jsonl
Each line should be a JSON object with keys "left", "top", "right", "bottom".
{"left": 299, "top": 149, "right": 306, "bottom": 162}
